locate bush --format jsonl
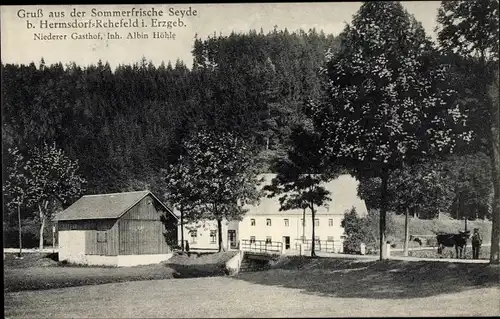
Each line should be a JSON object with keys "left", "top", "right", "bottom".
{"left": 341, "top": 207, "right": 374, "bottom": 253}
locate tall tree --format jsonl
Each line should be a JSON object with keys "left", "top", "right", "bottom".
{"left": 161, "top": 153, "right": 203, "bottom": 252}
{"left": 3, "top": 147, "right": 30, "bottom": 257}
{"left": 178, "top": 129, "right": 261, "bottom": 252}
{"left": 309, "top": 1, "right": 471, "bottom": 260}
{"left": 25, "top": 142, "right": 86, "bottom": 250}
{"left": 436, "top": 0, "right": 500, "bottom": 264}
{"left": 264, "top": 126, "right": 333, "bottom": 257}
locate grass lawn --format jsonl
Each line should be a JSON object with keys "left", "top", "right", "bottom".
{"left": 237, "top": 256, "right": 499, "bottom": 299}
{"left": 5, "top": 258, "right": 500, "bottom": 318}
{"left": 391, "top": 246, "right": 491, "bottom": 259}
{"left": 4, "top": 261, "right": 177, "bottom": 293}
{"left": 4, "top": 251, "right": 238, "bottom": 292}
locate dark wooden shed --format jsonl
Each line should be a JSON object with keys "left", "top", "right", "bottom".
{"left": 55, "top": 190, "right": 178, "bottom": 266}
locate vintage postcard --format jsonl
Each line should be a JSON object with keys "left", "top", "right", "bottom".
{"left": 2, "top": 2, "right": 499, "bottom": 318}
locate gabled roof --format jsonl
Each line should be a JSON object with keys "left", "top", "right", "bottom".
{"left": 246, "top": 173, "right": 368, "bottom": 217}
{"left": 55, "top": 190, "right": 178, "bottom": 221}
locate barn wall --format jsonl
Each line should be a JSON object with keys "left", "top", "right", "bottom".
{"left": 85, "top": 219, "right": 119, "bottom": 256}
{"left": 119, "top": 219, "right": 172, "bottom": 255}
{"left": 118, "top": 195, "right": 176, "bottom": 255}
{"left": 58, "top": 219, "right": 119, "bottom": 256}
{"left": 121, "top": 195, "right": 162, "bottom": 220}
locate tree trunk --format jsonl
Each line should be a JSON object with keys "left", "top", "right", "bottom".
{"left": 484, "top": 53, "right": 499, "bottom": 264}
{"left": 489, "top": 133, "right": 500, "bottom": 264}
{"left": 18, "top": 203, "right": 22, "bottom": 258}
{"left": 403, "top": 207, "right": 409, "bottom": 257}
{"left": 38, "top": 200, "right": 50, "bottom": 251}
{"left": 180, "top": 206, "right": 184, "bottom": 253}
{"left": 464, "top": 217, "right": 468, "bottom": 232}
{"left": 379, "top": 168, "right": 389, "bottom": 260}
{"left": 411, "top": 207, "right": 417, "bottom": 219}
{"left": 217, "top": 218, "right": 224, "bottom": 252}
{"left": 302, "top": 207, "right": 306, "bottom": 243}
{"left": 39, "top": 204, "right": 46, "bottom": 251}
{"left": 311, "top": 203, "right": 316, "bottom": 257}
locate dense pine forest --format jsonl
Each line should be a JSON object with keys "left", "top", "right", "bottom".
{"left": 2, "top": 29, "right": 341, "bottom": 246}
{"left": 2, "top": 29, "right": 337, "bottom": 193}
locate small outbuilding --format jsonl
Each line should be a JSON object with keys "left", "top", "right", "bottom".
{"left": 55, "top": 190, "right": 178, "bottom": 267}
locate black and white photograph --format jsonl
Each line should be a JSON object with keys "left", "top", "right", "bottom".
{"left": 1, "top": 2, "right": 499, "bottom": 317}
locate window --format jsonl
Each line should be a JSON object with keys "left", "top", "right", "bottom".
{"left": 328, "top": 219, "right": 333, "bottom": 227}
{"left": 284, "top": 219, "right": 289, "bottom": 227}
{"left": 266, "top": 218, "right": 271, "bottom": 226}
{"left": 327, "top": 236, "right": 334, "bottom": 242}
{"left": 314, "top": 236, "right": 320, "bottom": 243}
{"left": 190, "top": 230, "right": 197, "bottom": 243}
{"left": 251, "top": 218, "right": 256, "bottom": 226}
{"left": 265, "top": 236, "right": 272, "bottom": 244}
{"left": 250, "top": 236, "right": 256, "bottom": 244}
{"left": 97, "top": 231, "right": 107, "bottom": 243}
{"left": 315, "top": 219, "right": 319, "bottom": 227}
{"left": 210, "top": 230, "right": 217, "bottom": 243}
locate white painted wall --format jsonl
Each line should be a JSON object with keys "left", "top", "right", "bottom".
{"left": 117, "top": 253, "right": 173, "bottom": 267}
{"left": 177, "top": 219, "right": 239, "bottom": 250}
{"left": 58, "top": 230, "right": 87, "bottom": 264}
{"left": 85, "top": 255, "right": 118, "bottom": 266}
{"left": 238, "top": 213, "right": 345, "bottom": 247}
{"left": 225, "top": 251, "right": 244, "bottom": 273}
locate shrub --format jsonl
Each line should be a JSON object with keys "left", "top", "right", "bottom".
{"left": 341, "top": 207, "right": 374, "bottom": 253}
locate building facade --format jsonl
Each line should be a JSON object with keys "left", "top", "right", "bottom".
{"left": 177, "top": 218, "right": 239, "bottom": 251}
{"left": 178, "top": 174, "right": 368, "bottom": 253}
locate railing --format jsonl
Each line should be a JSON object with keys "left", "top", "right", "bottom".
{"left": 294, "top": 239, "right": 339, "bottom": 253}
{"left": 240, "top": 239, "right": 283, "bottom": 254}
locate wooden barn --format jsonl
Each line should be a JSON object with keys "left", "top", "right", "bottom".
{"left": 54, "top": 190, "right": 178, "bottom": 266}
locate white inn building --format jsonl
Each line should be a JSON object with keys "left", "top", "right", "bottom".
{"left": 177, "top": 174, "right": 368, "bottom": 253}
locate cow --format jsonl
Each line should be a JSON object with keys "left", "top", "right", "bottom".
{"left": 436, "top": 231, "right": 470, "bottom": 259}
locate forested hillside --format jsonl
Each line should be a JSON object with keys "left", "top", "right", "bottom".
{"left": 2, "top": 22, "right": 495, "bottom": 248}
{"left": 2, "top": 28, "right": 338, "bottom": 194}
{"left": 2, "top": 29, "right": 340, "bottom": 246}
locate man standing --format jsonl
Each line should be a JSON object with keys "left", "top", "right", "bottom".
{"left": 471, "top": 228, "right": 482, "bottom": 259}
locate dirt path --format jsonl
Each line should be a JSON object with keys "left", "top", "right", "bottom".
{"left": 5, "top": 277, "right": 499, "bottom": 318}
{"left": 314, "top": 251, "right": 490, "bottom": 263}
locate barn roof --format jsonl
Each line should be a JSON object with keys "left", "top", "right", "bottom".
{"left": 246, "top": 173, "right": 368, "bottom": 217}
{"left": 55, "top": 190, "right": 178, "bottom": 221}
